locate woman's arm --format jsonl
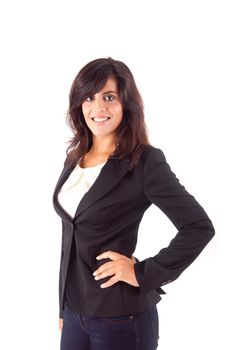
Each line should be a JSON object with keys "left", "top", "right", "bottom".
{"left": 134, "top": 147, "right": 215, "bottom": 295}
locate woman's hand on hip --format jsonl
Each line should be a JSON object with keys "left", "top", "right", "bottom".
{"left": 92, "top": 251, "right": 140, "bottom": 288}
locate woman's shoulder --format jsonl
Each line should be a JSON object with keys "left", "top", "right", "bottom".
{"left": 140, "top": 144, "right": 167, "bottom": 164}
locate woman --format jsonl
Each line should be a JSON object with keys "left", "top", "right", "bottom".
{"left": 52, "top": 57, "right": 215, "bottom": 350}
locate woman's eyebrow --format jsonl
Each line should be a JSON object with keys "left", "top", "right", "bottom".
{"left": 101, "top": 90, "right": 118, "bottom": 95}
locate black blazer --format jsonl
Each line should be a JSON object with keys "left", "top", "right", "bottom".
{"left": 52, "top": 145, "right": 215, "bottom": 318}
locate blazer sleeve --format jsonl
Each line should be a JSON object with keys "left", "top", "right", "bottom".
{"left": 134, "top": 147, "right": 215, "bottom": 295}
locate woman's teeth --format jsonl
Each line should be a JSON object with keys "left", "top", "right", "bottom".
{"left": 92, "top": 117, "right": 110, "bottom": 122}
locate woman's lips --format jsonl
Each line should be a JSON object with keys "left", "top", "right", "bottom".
{"left": 91, "top": 116, "right": 111, "bottom": 125}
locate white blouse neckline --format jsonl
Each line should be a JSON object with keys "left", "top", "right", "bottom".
{"left": 76, "top": 161, "right": 107, "bottom": 170}
{"left": 58, "top": 160, "right": 107, "bottom": 218}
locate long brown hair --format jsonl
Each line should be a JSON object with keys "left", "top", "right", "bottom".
{"left": 65, "top": 57, "right": 151, "bottom": 169}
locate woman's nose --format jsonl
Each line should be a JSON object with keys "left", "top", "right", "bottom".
{"left": 93, "top": 96, "right": 106, "bottom": 110}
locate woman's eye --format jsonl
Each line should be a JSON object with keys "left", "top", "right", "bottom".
{"left": 86, "top": 96, "right": 94, "bottom": 102}
{"left": 104, "top": 95, "right": 115, "bottom": 101}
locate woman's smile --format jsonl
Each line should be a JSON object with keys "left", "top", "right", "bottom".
{"left": 91, "top": 116, "right": 111, "bottom": 124}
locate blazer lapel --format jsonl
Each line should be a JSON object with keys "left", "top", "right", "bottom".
{"left": 74, "top": 157, "right": 131, "bottom": 221}
{"left": 53, "top": 157, "right": 131, "bottom": 223}
{"left": 52, "top": 162, "right": 76, "bottom": 222}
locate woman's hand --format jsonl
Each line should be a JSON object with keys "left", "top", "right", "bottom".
{"left": 59, "top": 318, "right": 63, "bottom": 331}
{"left": 92, "top": 251, "right": 140, "bottom": 288}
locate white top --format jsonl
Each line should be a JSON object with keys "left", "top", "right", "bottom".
{"left": 58, "top": 161, "right": 107, "bottom": 218}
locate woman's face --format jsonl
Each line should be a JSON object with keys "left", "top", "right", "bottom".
{"left": 81, "top": 77, "right": 123, "bottom": 140}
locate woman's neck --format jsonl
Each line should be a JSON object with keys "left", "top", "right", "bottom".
{"left": 90, "top": 135, "right": 116, "bottom": 156}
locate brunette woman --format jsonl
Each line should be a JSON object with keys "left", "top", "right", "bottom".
{"left": 53, "top": 57, "right": 215, "bottom": 350}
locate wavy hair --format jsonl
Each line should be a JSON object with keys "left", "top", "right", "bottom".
{"left": 65, "top": 57, "right": 151, "bottom": 169}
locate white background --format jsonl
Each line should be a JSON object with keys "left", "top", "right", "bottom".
{"left": 0, "top": 1, "right": 232, "bottom": 349}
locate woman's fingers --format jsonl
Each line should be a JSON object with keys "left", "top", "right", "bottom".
{"left": 59, "top": 318, "right": 63, "bottom": 331}
{"left": 93, "top": 252, "right": 139, "bottom": 287}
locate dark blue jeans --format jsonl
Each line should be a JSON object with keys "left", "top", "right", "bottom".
{"left": 60, "top": 301, "right": 159, "bottom": 350}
